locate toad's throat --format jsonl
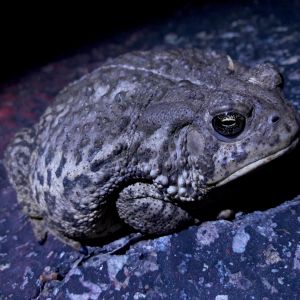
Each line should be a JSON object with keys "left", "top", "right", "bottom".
{"left": 214, "top": 137, "right": 299, "bottom": 187}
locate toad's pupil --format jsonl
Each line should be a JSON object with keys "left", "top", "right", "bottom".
{"left": 222, "top": 119, "right": 235, "bottom": 126}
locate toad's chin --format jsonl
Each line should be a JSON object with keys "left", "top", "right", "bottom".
{"left": 214, "top": 137, "right": 299, "bottom": 188}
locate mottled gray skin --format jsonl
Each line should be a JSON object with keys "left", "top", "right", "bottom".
{"left": 4, "top": 49, "right": 300, "bottom": 252}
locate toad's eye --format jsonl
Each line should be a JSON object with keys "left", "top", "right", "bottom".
{"left": 212, "top": 112, "right": 246, "bottom": 137}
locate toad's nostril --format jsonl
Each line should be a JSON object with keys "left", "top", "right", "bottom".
{"left": 271, "top": 115, "right": 280, "bottom": 123}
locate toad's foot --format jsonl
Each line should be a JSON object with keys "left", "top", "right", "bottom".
{"left": 116, "top": 182, "right": 193, "bottom": 234}
{"left": 29, "top": 217, "right": 88, "bottom": 255}
{"left": 29, "top": 218, "right": 48, "bottom": 245}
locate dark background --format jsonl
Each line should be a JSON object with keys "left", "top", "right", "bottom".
{"left": 2, "top": 0, "right": 299, "bottom": 83}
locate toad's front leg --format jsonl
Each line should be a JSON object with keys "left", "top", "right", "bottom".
{"left": 116, "top": 182, "right": 193, "bottom": 234}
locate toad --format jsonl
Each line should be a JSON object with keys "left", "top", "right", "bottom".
{"left": 5, "top": 49, "right": 299, "bottom": 253}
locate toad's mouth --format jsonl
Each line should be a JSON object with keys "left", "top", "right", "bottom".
{"left": 214, "top": 137, "right": 299, "bottom": 187}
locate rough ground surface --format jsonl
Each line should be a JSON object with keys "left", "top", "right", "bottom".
{"left": 1, "top": 1, "right": 300, "bottom": 299}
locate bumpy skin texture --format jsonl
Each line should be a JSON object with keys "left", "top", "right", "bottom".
{"left": 5, "top": 49, "right": 300, "bottom": 251}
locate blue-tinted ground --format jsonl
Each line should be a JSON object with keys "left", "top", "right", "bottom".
{"left": 1, "top": 1, "right": 300, "bottom": 299}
